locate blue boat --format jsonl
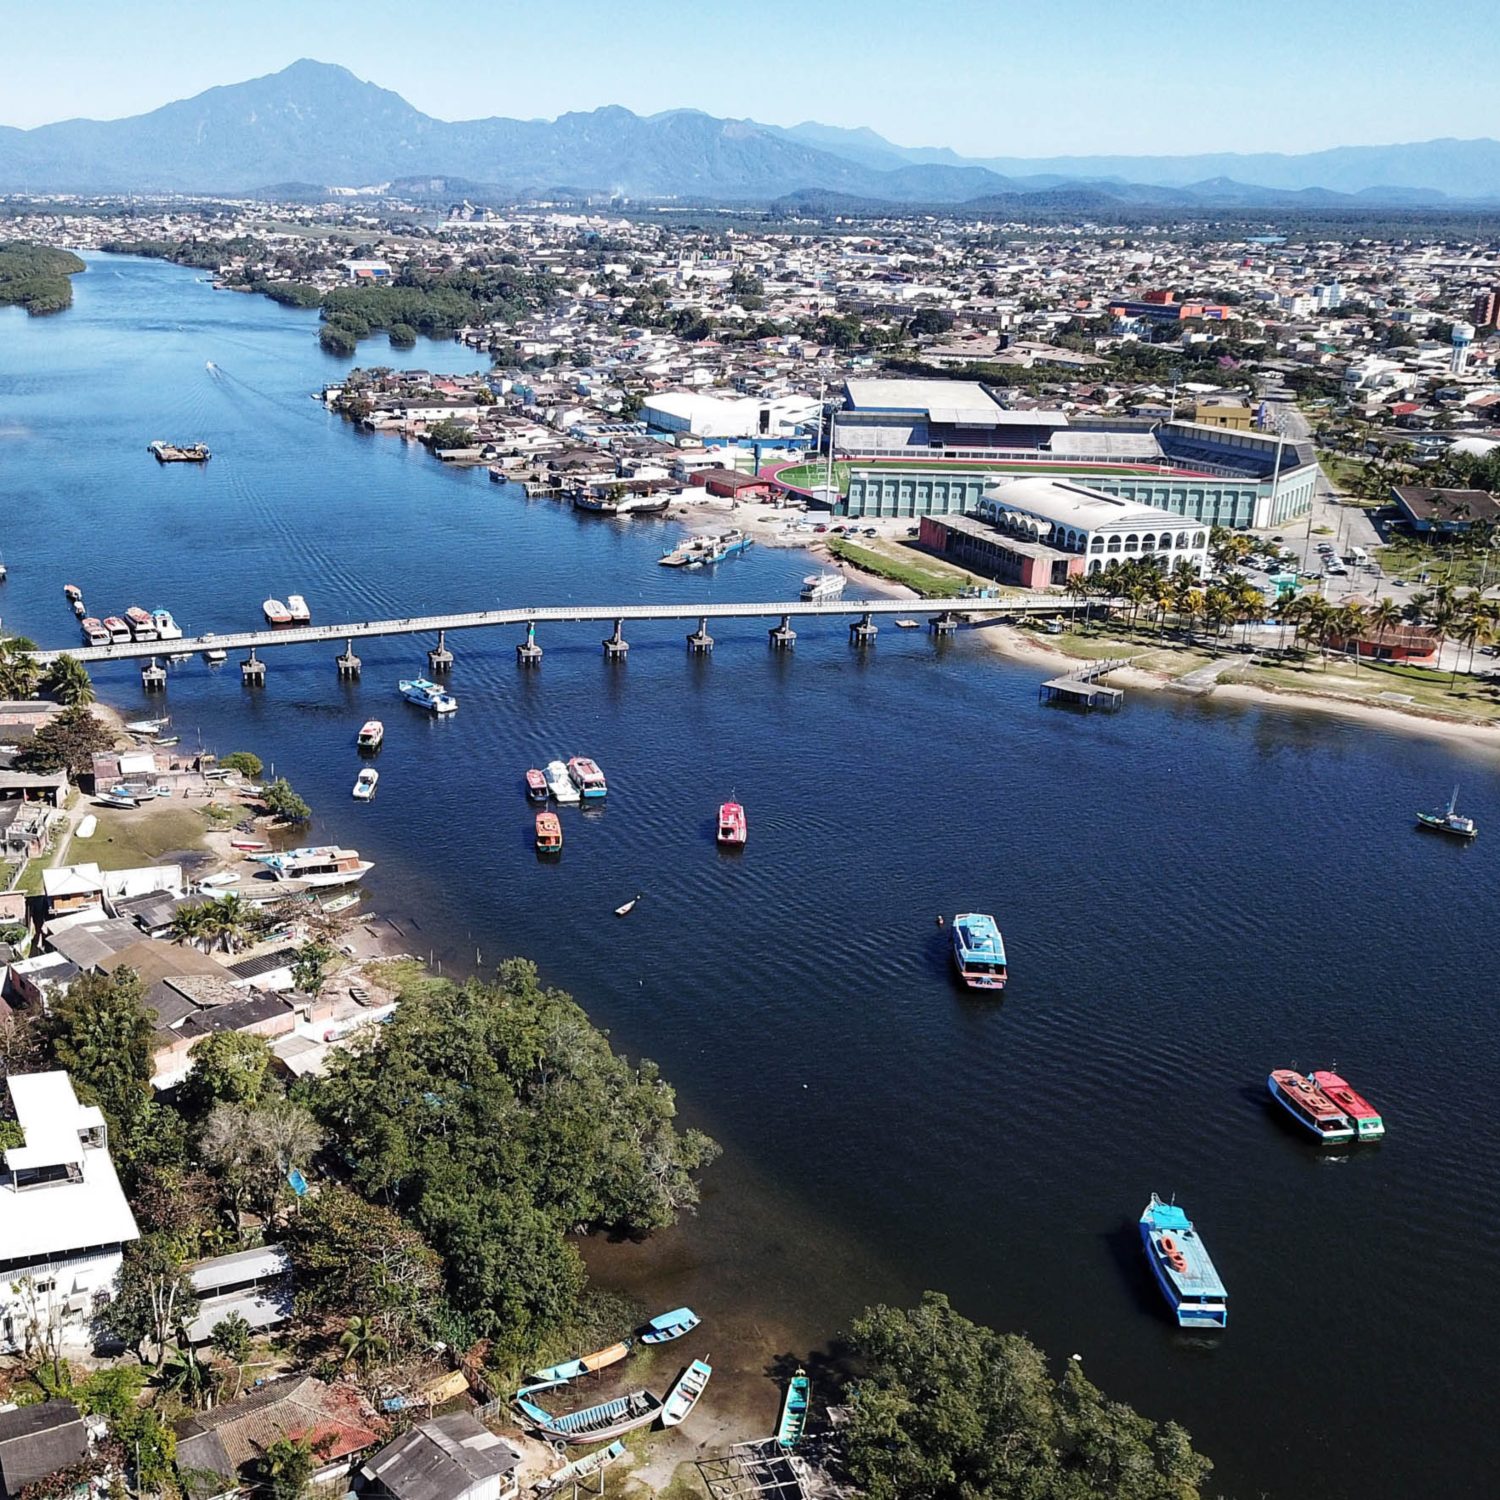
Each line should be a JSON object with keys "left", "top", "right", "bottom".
{"left": 951, "top": 913, "right": 1008, "bottom": 990}
{"left": 514, "top": 1389, "right": 663, "bottom": 1445}
{"left": 638, "top": 1306, "right": 700, "bottom": 1345}
{"left": 1139, "top": 1194, "right": 1228, "bottom": 1329}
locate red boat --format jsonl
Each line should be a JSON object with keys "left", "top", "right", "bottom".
{"left": 535, "top": 811, "right": 563, "bottom": 853}
{"left": 1267, "top": 1069, "right": 1354, "bottom": 1145}
{"left": 230, "top": 838, "right": 268, "bottom": 852}
{"left": 63, "top": 584, "right": 82, "bottom": 602}
{"left": 717, "top": 801, "right": 747, "bottom": 846}
{"left": 1312, "top": 1070, "right": 1385, "bottom": 1140}
{"left": 526, "top": 768, "right": 549, "bottom": 803}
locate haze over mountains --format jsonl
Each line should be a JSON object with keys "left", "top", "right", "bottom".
{"left": 3, "top": 59, "right": 1499, "bottom": 209}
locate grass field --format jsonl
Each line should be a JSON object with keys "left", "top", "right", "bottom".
{"left": 84, "top": 804, "right": 212, "bottom": 872}
{"left": 825, "top": 537, "right": 974, "bottom": 597}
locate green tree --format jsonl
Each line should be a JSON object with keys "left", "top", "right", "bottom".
{"left": 16, "top": 704, "right": 114, "bottom": 779}
{"left": 291, "top": 940, "right": 336, "bottom": 996}
{"left": 39, "top": 654, "right": 95, "bottom": 707}
{"left": 256, "top": 1437, "right": 316, "bottom": 1500}
{"left": 96, "top": 1234, "right": 201, "bottom": 1368}
{"left": 426, "top": 417, "right": 476, "bottom": 449}
{"left": 219, "top": 750, "right": 263, "bottom": 778}
{"left": 46, "top": 968, "right": 154, "bottom": 1146}
{"left": 261, "top": 778, "right": 311, "bottom": 823}
{"left": 338, "top": 1314, "right": 389, "bottom": 1372}
{"left": 181, "top": 1031, "right": 275, "bottom": 1114}
{"left": 210, "top": 1312, "right": 253, "bottom": 1399}
{"left": 74, "top": 1363, "right": 145, "bottom": 1420}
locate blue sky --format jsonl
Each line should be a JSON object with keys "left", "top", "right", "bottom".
{"left": 3, "top": 0, "right": 1497, "bottom": 157}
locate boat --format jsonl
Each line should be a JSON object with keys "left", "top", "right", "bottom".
{"left": 125, "top": 716, "right": 169, "bottom": 735}
{"left": 567, "top": 756, "right": 607, "bottom": 798}
{"left": 322, "top": 892, "right": 362, "bottom": 915}
{"left": 710, "top": 528, "right": 752, "bottom": 561}
{"left": 80, "top": 617, "right": 110, "bottom": 647}
{"left": 660, "top": 1358, "right": 712, "bottom": 1428}
{"left": 256, "top": 846, "right": 374, "bottom": 888}
{"left": 286, "top": 593, "right": 311, "bottom": 623}
{"left": 525, "top": 1340, "right": 633, "bottom": 1392}
{"left": 801, "top": 571, "right": 847, "bottom": 601}
{"left": 357, "top": 720, "right": 385, "bottom": 752}
{"left": 615, "top": 893, "right": 642, "bottom": 918}
{"left": 534, "top": 1441, "right": 626, "bottom": 1498}
{"left": 1416, "top": 786, "right": 1476, "bottom": 839}
{"left": 204, "top": 647, "right": 228, "bottom": 664}
{"left": 399, "top": 677, "right": 458, "bottom": 714}
{"left": 1138, "top": 1194, "right": 1228, "bottom": 1329}
{"left": 637, "top": 1307, "right": 700, "bottom": 1345}
{"left": 155, "top": 735, "right": 180, "bottom": 747}
{"left": 229, "top": 837, "right": 268, "bottom": 851}
{"left": 149, "top": 440, "right": 210, "bottom": 462}
{"left": 717, "top": 801, "right": 747, "bottom": 847}
{"left": 352, "top": 768, "right": 379, "bottom": 801}
{"left": 151, "top": 608, "right": 184, "bottom": 640}
{"left": 536, "top": 811, "right": 563, "bottom": 853}
{"left": 103, "top": 616, "right": 132, "bottom": 644}
{"left": 263, "top": 598, "right": 292, "bottom": 626}
{"left": 75, "top": 815, "right": 97, "bottom": 840}
{"left": 544, "top": 760, "right": 581, "bottom": 804}
{"left": 1267, "top": 1070, "right": 1355, "bottom": 1145}
{"left": 514, "top": 1390, "right": 663, "bottom": 1446}
{"left": 72, "top": 599, "right": 86, "bottom": 617}
{"left": 525, "top": 768, "right": 549, "bottom": 802}
{"left": 124, "top": 607, "right": 159, "bottom": 640}
{"left": 196, "top": 871, "right": 240, "bottom": 890}
{"left": 776, "top": 1369, "right": 811, "bottom": 1450}
{"left": 98, "top": 788, "right": 140, "bottom": 809}
{"left": 950, "top": 912, "right": 1008, "bottom": 991}
{"left": 1311, "top": 1069, "right": 1385, "bottom": 1141}
{"left": 63, "top": 584, "right": 82, "bottom": 603}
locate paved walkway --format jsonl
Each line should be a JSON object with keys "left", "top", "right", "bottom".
{"left": 1172, "top": 659, "right": 1237, "bottom": 694}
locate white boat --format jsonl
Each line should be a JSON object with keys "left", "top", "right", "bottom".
{"left": 286, "top": 593, "right": 311, "bottom": 623}
{"left": 352, "top": 768, "right": 379, "bottom": 801}
{"left": 322, "top": 892, "right": 361, "bottom": 914}
{"left": 400, "top": 677, "right": 458, "bottom": 714}
{"left": 75, "top": 815, "right": 97, "bottom": 840}
{"left": 661, "top": 1358, "right": 712, "bottom": 1428}
{"left": 151, "top": 608, "right": 184, "bottom": 640}
{"left": 125, "top": 716, "right": 170, "bottom": 735}
{"left": 801, "top": 571, "right": 846, "bottom": 601}
{"left": 544, "top": 759, "right": 581, "bottom": 804}
{"left": 263, "top": 598, "right": 292, "bottom": 625}
{"left": 256, "top": 846, "right": 374, "bottom": 888}
{"left": 197, "top": 871, "right": 240, "bottom": 890}
{"left": 204, "top": 647, "right": 228, "bottom": 664}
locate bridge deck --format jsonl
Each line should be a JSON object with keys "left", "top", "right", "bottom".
{"left": 39, "top": 595, "right": 1097, "bottom": 665}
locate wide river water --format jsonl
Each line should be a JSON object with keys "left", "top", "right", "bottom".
{"left": 3, "top": 257, "right": 1498, "bottom": 1497}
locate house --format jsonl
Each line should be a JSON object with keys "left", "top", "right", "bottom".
{"left": 175, "top": 1376, "right": 381, "bottom": 1497}
{"left": 40, "top": 863, "right": 106, "bottom": 920}
{"left": 0, "top": 1072, "right": 141, "bottom": 1354}
{"left": 1389, "top": 484, "right": 1500, "bottom": 533}
{"left": 183, "top": 1244, "right": 293, "bottom": 1345}
{"left": 0, "top": 1401, "right": 90, "bottom": 1500}
{"left": 359, "top": 1415, "right": 522, "bottom": 1500}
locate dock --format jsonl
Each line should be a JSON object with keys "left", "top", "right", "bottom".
{"left": 1038, "top": 656, "right": 1132, "bottom": 711}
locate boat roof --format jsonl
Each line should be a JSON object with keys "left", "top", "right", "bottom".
{"left": 1142, "top": 1198, "right": 1191, "bottom": 1231}
{"left": 1312, "top": 1071, "right": 1380, "bottom": 1118}
{"left": 1271, "top": 1070, "right": 1348, "bottom": 1120}
{"left": 953, "top": 913, "right": 1006, "bottom": 956}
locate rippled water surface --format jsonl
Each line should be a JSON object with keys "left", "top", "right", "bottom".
{"left": 4, "top": 258, "right": 1498, "bottom": 1497}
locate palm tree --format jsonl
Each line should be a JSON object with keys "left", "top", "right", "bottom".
{"left": 338, "top": 1315, "right": 389, "bottom": 1372}
{"left": 1333, "top": 603, "right": 1368, "bottom": 671}
{"left": 1063, "top": 573, "right": 1092, "bottom": 630}
{"left": 0, "top": 637, "right": 41, "bottom": 700}
{"left": 1367, "top": 598, "right": 1403, "bottom": 659}
{"left": 170, "top": 903, "right": 212, "bottom": 951}
{"left": 40, "top": 653, "right": 94, "bottom": 707}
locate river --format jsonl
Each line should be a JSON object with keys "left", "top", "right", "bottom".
{"left": 3, "top": 256, "right": 1497, "bottom": 1497}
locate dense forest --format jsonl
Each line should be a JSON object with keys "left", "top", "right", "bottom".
{"left": 0, "top": 241, "right": 86, "bottom": 314}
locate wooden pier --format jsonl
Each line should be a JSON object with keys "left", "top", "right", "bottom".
{"left": 1038, "top": 656, "right": 1132, "bottom": 711}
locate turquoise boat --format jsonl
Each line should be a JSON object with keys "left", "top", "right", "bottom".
{"left": 776, "top": 1368, "right": 811, "bottom": 1449}
{"left": 638, "top": 1306, "right": 700, "bottom": 1345}
{"left": 1139, "top": 1194, "right": 1228, "bottom": 1329}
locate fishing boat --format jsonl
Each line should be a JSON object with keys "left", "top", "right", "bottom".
{"left": 356, "top": 720, "right": 385, "bottom": 752}
{"left": 950, "top": 912, "right": 1008, "bottom": 991}
{"left": 322, "top": 892, "right": 361, "bottom": 915}
{"left": 661, "top": 1358, "right": 712, "bottom": 1428}
{"left": 776, "top": 1369, "right": 811, "bottom": 1450}
{"left": 1267, "top": 1070, "right": 1355, "bottom": 1145}
{"left": 125, "top": 716, "right": 170, "bottom": 735}
{"left": 637, "top": 1307, "right": 700, "bottom": 1345}
{"left": 514, "top": 1390, "right": 663, "bottom": 1446}
{"left": 229, "top": 837, "right": 268, "bottom": 851}
{"left": 534, "top": 1441, "right": 626, "bottom": 1499}
{"left": 262, "top": 598, "right": 292, "bottom": 626}
{"left": 801, "top": 571, "right": 846, "bottom": 601}
{"left": 545, "top": 759, "right": 581, "bottom": 804}
{"left": 615, "top": 893, "right": 642, "bottom": 917}
{"left": 1139, "top": 1194, "right": 1228, "bottom": 1329}
{"left": 1416, "top": 786, "right": 1476, "bottom": 839}
{"left": 525, "top": 768, "right": 549, "bottom": 803}
{"left": 536, "top": 811, "right": 563, "bottom": 854}
{"left": 63, "top": 584, "right": 82, "bottom": 603}
{"left": 352, "top": 768, "right": 379, "bottom": 802}
{"left": 155, "top": 736, "right": 180, "bottom": 748}
{"left": 98, "top": 787, "right": 140, "bottom": 809}
{"left": 80, "top": 617, "right": 110, "bottom": 647}
{"left": 524, "top": 1340, "right": 633, "bottom": 1392}
{"left": 399, "top": 677, "right": 458, "bottom": 715}
{"left": 286, "top": 593, "right": 311, "bottom": 623}
{"left": 1311, "top": 1069, "right": 1385, "bottom": 1141}
{"left": 72, "top": 599, "right": 86, "bottom": 617}
{"left": 149, "top": 440, "right": 210, "bottom": 462}
{"left": 717, "top": 801, "right": 747, "bottom": 846}
{"left": 256, "top": 846, "right": 374, "bottom": 888}
{"left": 567, "top": 756, "right": 607, "bottom": 798}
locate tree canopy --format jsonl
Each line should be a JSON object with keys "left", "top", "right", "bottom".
{"left": 46, "top": 968, "right": 155, "bottom": 1150}
{"left": 17, "top": 704, "right": 114, "bottom": 778}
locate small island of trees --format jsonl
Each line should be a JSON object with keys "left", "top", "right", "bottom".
{"left": 0, "top": 241, "right": 87, "bottom": 315}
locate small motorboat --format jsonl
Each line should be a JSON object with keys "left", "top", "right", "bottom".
{"left": 526, "top": 768, "right": 549, "bottom": 803}
{"left": 545, "top": 759, "right": 581, "bottom": 804}
{"left": 614, "top": 893, "right": 642, "bottom": 917}
{"left": 637, "top": 1307, "right": 700, "bottom": 1345}
{"left": 263, "top": 598, "right": 292, "bottom": 626}
{"left": 536, "top": 811, "right": 563, "bottom": 854}
{"left": 155, "top": 735, "right": 180, "bottom": 747}
{"left": 75, "top": 815, "right": 97, "bottom": 840}
{"left": 204, "top": 647, "right": 228, "bottom": 664}
{"left": 229, "top": 837, "right": 268, "bottom": 852}
{"left": 63, "top": 584, "right": 82, "bottom": 603}
{"left": 352, "top": 768, "right": 379, "bottom": 801}
{"left": 286, "top": 593, "right": 311, "bottom": 624}
{"left": 357, "top": 720, "right": 384, "bottom": 752}
{"left": 776, "top": 1368, "right": 811, "bottom": 1450}
{"left": 197, "top": 871, "right": 240, "bottom": 890}
{"left": 125, "top": 716, "right": 170, "bottom": 736}
{"left": 322, "top": 892, "right": 361, "bottom": 914}
{"left": 98, "top": 788, "right": 140, "bottom": 809}
{"left": 1416, "top": 786, "right": 1476, "bottom": 839}
{"left": 717, "top": 801, "right": 747, "bottom": 847}
{"left": 72, "top": 599, "right": 87, "bottom": 618}
{"left": 660, "top": 1358, "right": 712, "bottom": 1428}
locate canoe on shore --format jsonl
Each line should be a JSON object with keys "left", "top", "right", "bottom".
{"left": 514, "top": 1389, "right": 663, "bottom": 1444}
{"left": 638, "top": 1306, "right": 700, "bottom": 1344}
{"left": 777, "top": 1367, "right": 811, "bottom": 1449}
{"left": 661, "top": 1358, "right": 712, "bottom": 1427}
{"left": 524, "top": 1339, "right": 631, "bottom": 1391}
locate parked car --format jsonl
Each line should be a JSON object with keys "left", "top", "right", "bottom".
{"left": 813, "top": 523, "right": 828, "bottom": 533}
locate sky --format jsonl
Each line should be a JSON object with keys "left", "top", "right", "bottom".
{"left": 2, "top": 0, "right": 1497, "bottom": 158}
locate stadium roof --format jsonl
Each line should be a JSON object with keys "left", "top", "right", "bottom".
{"left": 843, "top": 379, "right": 1066, "bottom": 428}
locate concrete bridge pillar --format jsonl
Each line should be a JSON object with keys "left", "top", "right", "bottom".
{"left": 240, "top": 648, "right": 265, "bottom": 686}
{"left": 428, "top": 629, "right": 454, "bottom": 674}
{"left": 602, "top": 619, "right": 628, "bottom": 659}
{"left": 768, "top": 614, "right": 796, "bottom": 649}
{"left": 336, "top": 637, "right": 362, "bottom": 677}
{"left": 929, "top": 612, "right": 959, "bottom": 636}
{"left": 849, "top": 612, "right": 878, "bottom": 646}
{"left": 686, "top": 616, "right": 714, "bottom": 653}
{"left": 140, "top": 657, "right": 167, "bottom": 692}
{"left": 516, "top": 620, "right": 543, "bottom": 667}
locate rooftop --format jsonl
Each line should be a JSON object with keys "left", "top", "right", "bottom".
{"left": 361, "top": 1415, "right": 521, "bottom": 1500}
{"left": 981, "top": 475, "right": 1202, "bottom": 534}
{"left": 843, "top": 378, "right": 1067, "bottom": 428}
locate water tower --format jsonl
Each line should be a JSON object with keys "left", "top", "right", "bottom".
{"left": 1451, "top": 320, "right": 1475, "bottom": 375}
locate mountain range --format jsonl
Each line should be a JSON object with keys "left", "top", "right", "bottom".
{"left": 3, "top": 59, "right": 1499, "bottom": 209}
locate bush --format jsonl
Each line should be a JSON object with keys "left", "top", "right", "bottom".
{"left": 219, "top": 751, "right": 263, "bottom": 778}
{"left": 261, "top": 778, "right": 311, "bottom": 823}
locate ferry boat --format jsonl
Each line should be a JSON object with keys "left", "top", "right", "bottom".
{"left": 545, "top": 760, "right": 581, "bottom": 804}
{"left": 150, "top": 608, "right": 183, "bottom": 640}
{"left": 535, "top": 811, "right": 563, "bottom": 854}
{"left": 1415, "top": 786, "right": 1476, "bottom": 839}
{"left": 526, "top": 768, "right": 549, "bottom": 803}
{"left": 717, "top": 801, "right": 747, "bottom": 846}
{"left": 352, "top": 768, "right": 379, "bottom": 801}
{"left": 567, "top": 756, "right": 607, "bottom": 798}
{"left": 801, "top": 571, "right": 847, "bottom": 601}
{"left": 1267, "top": 1069, "right": 1355, "bottom": 1145}
{"left": 356, "top": 720, "right": 385, "bottom": 752}
{"left": 950, "top": 912, "right": 1008, "bottom": 990}
{"left": 286, "top": 594, "right": 311, "bottom": 624}
{"left": 710, "top": 528, "right": 752, "bottom": 561}
{"left": 399, "top": 677, "right": 458, "bottom": 714}
{"left": 103, "top": 616, "right": 132, "bottom": 644}
{"left": 80, "top": 617, "right": 110, "bottom": 647}
{"left": 255, "top": 846, "right": 373, "bottom": 887}
{"left": 124, "top": 606, "right": 157, "bottom": 640}
{"left": 1311, "top": 1069, "right": 1385, "bottom": 1140}
{"left": 149, "top": 440, "right": 210, "bottom": 463}
{"left": 262, "top": 598, "right": 292, "bottom": 626}
{"left": 63, "top": 584, "right": 82, "bottom": 603}
{"left": 1139, "top": 1194, "right": 1228, "bottom": 1329}
{"left": 659, "top": 537, "right": 707, "bottom": 567}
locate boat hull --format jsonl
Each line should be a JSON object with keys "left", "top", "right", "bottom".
{"left": 1138, "top": 1201, "right": 1228, "bottom": 1329}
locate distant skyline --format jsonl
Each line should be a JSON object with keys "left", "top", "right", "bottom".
{"left": 4, "top": 0, "right": 1499, "bottom": 158}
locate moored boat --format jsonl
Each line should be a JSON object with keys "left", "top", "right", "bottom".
{"left": 357, "top": 720, "right": 385, "bottom": 751}
{"left": 80, "top": 617, "right": 110, "bottom": 647}
{"left": 1139, "top": 1194, "right": 1228, "bottom": 1329}
{"left": 103, "top": 615, "right": 131, "bottom": 643}
{"left": 149, "top": 440, "right": 210, "bottom": 462}
{"left": 514, "top": 1390, "right": 663, "bottom": 1446}
{"left": 524, "top": 1340, "right": 632, "bottom": 1392}
{"left": 72, "top": 599, "right": 86, "bottom": 617}
{"left": 229, "top": 837, "right": 268, "bottom": 851}
{"left": 286, "top": 593, "right": 311, "bottom": 623}
{"left": 776, "top": 1368, "right": 811, "bottom": 1450}
{"left": 322, "top": 892, "right": 361, "bottom": 915}
{"left": 661, "top": 1358, "right": 711, "bottom": 1428}
{"left": 544, "top": 759, "right": 581, "bottom": 804}
{"left": 717, "top": 801, "right": 747, "bottom": 846}
{"left": 204, "top": 647, "right": 228, "bottom": 664}
{"left": 536, "top": 811, "right": 563, "bottom": 853}
{"left": 98, "top": 787, "right": 140, "bottom": 809}
{"left": 951, "top": 912, "right": 1007, "bottom": 990}
{"left": 63, "top": 584, "right": 82, "bottom": 603}
{"left": 801, "top": 570, "right": 846, "bottom": 601}
{"left": 526, "top": 768, "right": 549, "bottom": 802}
{"left": 125, "top": 716, "right": 170, "bottom": 735}
{"left": 257, "top": 846, "right": 373, "bottom": 887}
{"left": 534, "top": 1441, "right": 626, "bottom": 1499}
{"left": 151, "top": 608, "right": 183, "bottom": 640}
{"left": 352, "top": 768, "right": 379, "bottom": 801}
{"left": 567, "top": 756, "right": 607, "bottom": 798}
{"left": 1311, "top": 1069, "right": 1385, "bottom": 1140}
{"left": 1416, "top": 786, "right": 1476, "bottom": 839}
{"left": 638, "top": 1307, "right": 700, "bottom": 1345}
{"left": 399, "top": 677, "right": 458, "bottom": 714}
{"left": 263, "top": 598, "right": 292, "bottom": 626}
{"left": 124, "top": 606, "right": 157, "bottom": 640}
{"left": 1267, "top": 1069, "right": 1354, "bottom": 1145}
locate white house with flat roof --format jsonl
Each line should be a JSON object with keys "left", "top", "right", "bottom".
{"left": 0, "top": 1072, "right": 140, "bottom": 1354}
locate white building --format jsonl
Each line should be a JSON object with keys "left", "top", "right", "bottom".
{"left": 642, "top": 390, "right": 819, "bottom": 441}
{"left": 0, "top": 1072, "right": 141, "bottom": 1353}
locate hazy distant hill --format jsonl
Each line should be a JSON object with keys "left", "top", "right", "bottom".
{"left": 2, "top": 59, "right": 1498, "bottom": 206}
